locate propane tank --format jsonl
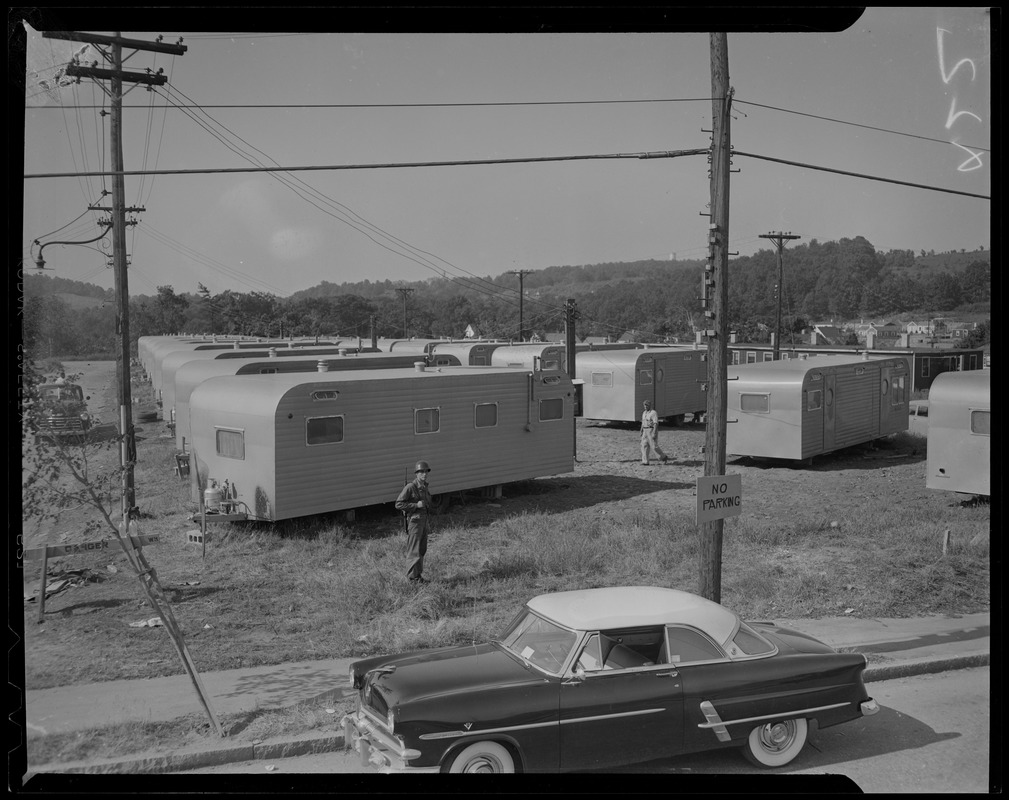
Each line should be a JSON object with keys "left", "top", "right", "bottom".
{"left": 204, "top": 479, "right": 223, "bottom": 512}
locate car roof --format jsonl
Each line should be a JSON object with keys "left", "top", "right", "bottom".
{"left": 527, "top": 586, "right": 739, "bottom": 645}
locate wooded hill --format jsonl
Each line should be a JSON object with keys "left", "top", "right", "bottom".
{"left": 22, "top": 237, "right": 990, "bottom": 359}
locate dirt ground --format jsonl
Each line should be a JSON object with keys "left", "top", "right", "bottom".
{"left": 26, "top": 359, "right": 936, "bottom": 549}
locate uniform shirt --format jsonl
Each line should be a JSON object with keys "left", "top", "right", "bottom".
{"left": 641, "top": 408, "right": 659, "bottom": 431}
{"left": 395, "top": 478, "right": 433, "bottom": 517}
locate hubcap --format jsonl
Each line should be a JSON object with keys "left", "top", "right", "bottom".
{"left": 760, "top": 721, "right": 795, "bottom": 752}
{"left": 464, "top": 756, "right": 500, "bottom": 773}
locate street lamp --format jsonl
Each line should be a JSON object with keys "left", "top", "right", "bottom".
{"left": 32, "top": 222, "right": 114, "bottom": 269}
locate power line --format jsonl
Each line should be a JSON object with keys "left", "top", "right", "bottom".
{"left": 733, "top": 150, "right": 990, "bottom": 200}
{"left": 24, "top": 148, "right": 710, "bottom": 179}
{"left": 735, "top": 98, "right": 989, "bottom": 153}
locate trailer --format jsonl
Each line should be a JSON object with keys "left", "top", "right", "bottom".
{"left": 430, "top": 341, "right": 504, "bottom": 366}
{"left": 576, "top": 346, "right": 707, "bottom": 423}
{"left": 187, "top": 364, "right": 575, "bottom": 521}
{"left": 172, "top": 350, "right": 427, "bottom": 451}
{"left": 491, "top": 344, "right": 567, "bottom": 371}
{"left": 160, "top": 344, "right": 363, "bottom": 425}
{"left": 149, "top": 338, "right": 338, "bottom": 406}
{"left": 925, "top": 370, "right": 990, "bottom": 497}
{"left": 727, "top": 354, "right": 910, "bottom": 461}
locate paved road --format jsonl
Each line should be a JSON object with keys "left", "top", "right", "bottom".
{"left": 178, "top": 667, "right": 992, "bottom": 791}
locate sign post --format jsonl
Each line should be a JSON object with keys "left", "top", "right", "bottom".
{"left": 696, "top": 475, "right": 743, "bottom": 525}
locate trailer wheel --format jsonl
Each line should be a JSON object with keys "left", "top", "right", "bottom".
{"left": 428, "top": 493, "right": 451, "bottom": 514}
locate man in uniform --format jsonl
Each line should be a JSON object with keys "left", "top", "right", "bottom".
{"left": 395, "top": 461, "right": 434, "bottom": 584}
{"left": 640, "top": 400, "right": 669, "bottom": 465}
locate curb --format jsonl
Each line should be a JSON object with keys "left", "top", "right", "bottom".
{"left": 29, "top": 653, "right": 989, "bottom": 775}
{"left": 31, "top": 731, "right": 342, "bottom": 775}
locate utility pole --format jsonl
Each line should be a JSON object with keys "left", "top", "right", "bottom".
{"left": 508, "top": 269, "right": 533, "bottom": 342}
{"left": 565, "top": 298, "right": 579, "bottom": 459}
{"left": 396, "top": 288, "right": 414, "bottom": 338}
{"left": 698, "top": 32, "right": 733, "bottom": 604}
{"left": 48, "top": 30, "right": 184, "bottom": 513}
{"left": 760, "top": 232, "right": 801, "bottom": 360}
{"left": 43, "top": 30, "right": 225, "bottom": 738}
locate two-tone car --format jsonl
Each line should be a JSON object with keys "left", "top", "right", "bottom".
{"left": 343, "top": 586, "right": 879, "bottom": 773}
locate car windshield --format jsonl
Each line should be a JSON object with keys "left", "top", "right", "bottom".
{"left": 498, "top": 609, "right": 578, "bottom": 676}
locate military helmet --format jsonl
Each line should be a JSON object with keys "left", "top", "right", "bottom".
{"left": 415, "top": 461, "right": 431, "bottom": 473}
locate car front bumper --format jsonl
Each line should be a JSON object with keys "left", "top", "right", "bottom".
{"left": 342, "top": 711, "right": 439, "bottom": 774}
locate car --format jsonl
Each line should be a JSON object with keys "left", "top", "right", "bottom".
{"left": 35, "top": 382, "right": 93, "bottom": 438}
{"left": 342, "top": 586, "right": 880, "bottom": 773}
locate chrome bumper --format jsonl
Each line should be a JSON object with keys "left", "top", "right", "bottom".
{"left": 342, "top": 711, "right": 439, "bottom": 774}
{"left": 860, "top": 698, "right": 880, "bottom": 716}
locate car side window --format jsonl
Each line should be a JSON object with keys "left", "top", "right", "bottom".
{"left": 575, "top": 633, "right": 603, "bottom": 671}
{"left": 662, "top": 626, "right": 725, "bottom": 664}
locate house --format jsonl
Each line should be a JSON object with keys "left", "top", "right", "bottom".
{"left": 809, "top": 325, "right": 847, "bottom": 346}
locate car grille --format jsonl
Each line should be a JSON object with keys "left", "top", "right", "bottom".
{"left": 43, "top": 416, "right": 86, "bottom": 431}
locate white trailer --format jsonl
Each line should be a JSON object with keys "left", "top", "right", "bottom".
{"left": 187, "top": 364, "right": 575, "bottom": 521}
{"left": 173, "top": 350, "right": 427, "bottom": 451}
{"left": 926, "top": 370, "right": 990, "bottom": 497}
{"left": 727, "top": 354, "right": 910, "bottom": 461}
{"left": 576, "top": 346, "right": 707, "bottom": 423}
{"left": 430, "top": 341, "right": 505, "bottom": 366}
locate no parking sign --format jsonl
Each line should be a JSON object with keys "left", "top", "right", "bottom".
{"left": 695, "top": 474, "right": 742, "bottom": 524}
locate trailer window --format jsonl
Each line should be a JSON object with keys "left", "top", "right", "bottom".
{"left": 542, "top": 355, "right": 562, "bottom": 371}
{"left": 591, "top": 371, "right": 613, "bottom": 387}
{"left": 740, "top": 393, "right": 769, "bottom": 413}
{"left": 474, "top": 403, "right": 498, "bottom": 428}
{"left": 890, "top": 375, "right": 906, "bottom": 405}
{"left": 215, "top": 428, "right": 245, "bottom": 460}
{"left": 806, "top": 389, "right": 822, "bottom": 411}
{"left": 307, "top": 415, "right": 344, "bottom": 445}
{"left": 434, "top": 356, "right": 453, "bottom": 366}
{"left": 258, "top": 367, "right": 278, "bottom": 374}
{"left": 638, "top": 369, "right": 654, "bottom": 386}
{"left": 539, "top": 398, "right": 564, "bottom": 421}
{"left": 415, "top": 407, "right": 440, "bottom": 434}
{"left": 971, "top": 410, "right": 990, "bottom": 436}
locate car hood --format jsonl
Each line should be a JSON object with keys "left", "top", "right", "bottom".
{"left": 364, "top": 642, "right": 544, "bottom": 708}
{"left": 757, "top": 624, "right": 837, "bottom": 655}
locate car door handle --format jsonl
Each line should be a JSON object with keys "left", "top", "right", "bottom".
{"left": 656, "top": 670, "right": 679, "bottom": 677}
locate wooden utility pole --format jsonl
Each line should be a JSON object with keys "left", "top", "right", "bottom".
{"left": 699, "top": 33, "right": 733, "bottom": 604}
{"left": 760, "top": 232, "right": 801, "bottom": 360}
{"left": 565, "top": 298, "right": 579, "bottom": 459}
{"left": 508, "top": 269, "right": 533, "bottom": 341}
{"left": 42, "top": 31, "right": 225, "bottom": 737}
{"left": 53, "top": 30, "right": 185, "bottom": 515}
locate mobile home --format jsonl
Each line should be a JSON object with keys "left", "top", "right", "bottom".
{"left": 187, "top": 365, "right": 575, "bottom": 521}
{"left": 172, "top": 350, "right": 426, "bottom": 451}
{"left": 926, "top": 370, "right": 990, "bottom": 497}
{"left": 160, "top": 344, "right": 362, "bottom": 425}
{"left": 577, "top": 346, "right": 707, "bottom": 423}
{"left": 491, "top": 344, "right": 567, "bottom": 371}
{"left": 429, "top": 341, "right": 503, "bottom": 366}
{"left": 727, "top": 354, "right": 910, "bottom": 461}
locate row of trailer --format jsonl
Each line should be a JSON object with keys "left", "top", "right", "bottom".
{"left": 139, "top": 336, "right": 988, "bottom": 524}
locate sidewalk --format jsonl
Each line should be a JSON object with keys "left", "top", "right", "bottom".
{"left": 20, "top": 612, "right": 990, "bottom": 776}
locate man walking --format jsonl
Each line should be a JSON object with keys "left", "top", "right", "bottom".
{"left": 395, "top": 461, "right": 434, "bottom": 584}
{"left": 640, "top": 400, "right": 669, "bottom": 465}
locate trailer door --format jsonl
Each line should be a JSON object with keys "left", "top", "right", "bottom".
{"left": 823, "top": 372, "right": 837, "bottom": 451}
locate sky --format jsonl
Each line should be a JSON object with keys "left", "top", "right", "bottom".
{"left": 16, "top": 8, "right": 993, "bottom": 299}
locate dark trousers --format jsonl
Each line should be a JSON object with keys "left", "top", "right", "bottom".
{"left": 406, "top": 516, "right": 429, "bottom": 580}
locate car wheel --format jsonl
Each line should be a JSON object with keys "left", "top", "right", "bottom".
{"left": 743, "top": 717, "right": 808, "bottom": 768}
{"left": 447, "top": 741, "right": 515, "bottom": 773}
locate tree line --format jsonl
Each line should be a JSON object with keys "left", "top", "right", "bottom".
{"left": 21, "top": 236, "right": 990, "bottom": 360}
